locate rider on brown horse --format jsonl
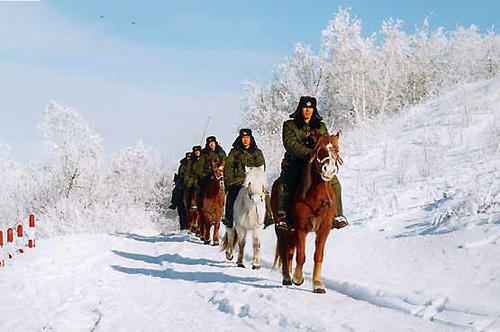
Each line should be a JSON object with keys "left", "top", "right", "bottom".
{"left": 275, "top": 96, "right": 348, "bottom": 230}
{"left": 194, "top": 135, "right": 227, "bottom": 186}
{"left": 224, "top": 129, "right": 273, "bottom": 229}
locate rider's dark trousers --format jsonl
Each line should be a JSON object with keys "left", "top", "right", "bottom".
{"left": 224, "top": 185, "right": 242, "bottom": 228}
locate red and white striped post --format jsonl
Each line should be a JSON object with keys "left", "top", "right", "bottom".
{"left": 7, "top": 228, "right": 14, "bottom": 259}
{"left": 0, "top": 230, "right": 5, "bottom": 267}
{"left": 28, "top": 214, "right": 36, "bottom": 249}
{"left": 16, "top": 224, "right": 25, "bottom": 254}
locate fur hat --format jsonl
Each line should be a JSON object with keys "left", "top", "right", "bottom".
{"left": 192, "top": 146, "right": 202, "bottom": 152}
{"left": 232, "top": 128, "right": 257, "bottom": 151}
{"left": 239, "top": 128, "right": 253, "bottom": 137}
{"left": 289, "top": 96, "right": 323, "bottom": 129}
{"left": 206, "top": 136, "right": 217, "bottom": 144}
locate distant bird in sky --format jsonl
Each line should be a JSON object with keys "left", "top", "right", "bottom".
{"left": 131, "top": 21, "right": 136, "bottom": 25}
{"left": 99, "top": 15, "right": 104, "bottom": 19}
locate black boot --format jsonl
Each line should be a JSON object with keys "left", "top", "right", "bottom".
{"left": 275, "top": 181, "right": 294, "bottom": 231}
{"left": 263, "top": 193, "right": 274, "bottom": 229}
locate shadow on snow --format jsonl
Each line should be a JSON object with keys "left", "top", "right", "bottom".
{"left": 110, "top": 264, "right": 280, "bottom": 289}
{"left": 113, "top": 232, "right": 201, "bottom": 245}
{"left": 112, "top": 250, "right": 229, "bottom": 269}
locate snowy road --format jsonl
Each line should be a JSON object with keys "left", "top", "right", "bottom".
{"left": 2, "top": 230, "right": 498, "bottom": 332}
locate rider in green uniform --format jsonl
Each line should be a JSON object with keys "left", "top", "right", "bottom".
{"left": 275, "top": 96, "right": 348, "bottom": 230}
{"left": 224, "top": 129, "right": 273, "bottom": 228}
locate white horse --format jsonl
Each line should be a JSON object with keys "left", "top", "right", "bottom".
{"left": 222, "top": 165, "right": 267, "bottom": 270}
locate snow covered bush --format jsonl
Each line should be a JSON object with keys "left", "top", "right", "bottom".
{"left": 0, "top": 103, "right": 174, "bottom": 237}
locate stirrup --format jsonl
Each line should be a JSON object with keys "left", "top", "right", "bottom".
{"left": 275, "top": 212, "right": 294, "bottom": 232}
{"left": 333, "top": 216, "right": 349, "bottom": 229}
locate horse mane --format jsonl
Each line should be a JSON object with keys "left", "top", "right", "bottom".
{"left": 298, "top": 133, "right": 329, "bottom": 199}
{"left": 243, "top": 166, "right": 267, "bottom": 192}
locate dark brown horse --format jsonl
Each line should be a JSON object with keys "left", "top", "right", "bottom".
{"left": 199, "top": 160, "right": 225, "bottom": 245}
{"left": 271, "top": 132, "right": 343, "bottom": 294}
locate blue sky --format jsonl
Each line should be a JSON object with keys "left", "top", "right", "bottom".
{"left": 0, "top": 0, "right": 498, "bottom": 164}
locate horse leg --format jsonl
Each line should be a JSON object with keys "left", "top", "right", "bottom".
{"left": 224, "top": 228, "right": 235, "bottom": 261}
{"left": 276, "top": 226, "right": 292, "bottom": 285}
{"left": 251, "top": 229, "right": 261, "bottom": 270}
{"left": 237, "top": 228, "right": 246, "bottom": 268}
{"left": 287, "top": 233, "right": 296, "bottom": 280}
{"left": 212, "top": 220, "right": 220, "bottom": 246}
{"left": 293, "top": 229, "right": 306, "bottom": 286}
{"left": 202, "top": 215, "right": 210, "bottom": 245}
{"left": 312, "top": 226, "right": 331, "bottom": 294}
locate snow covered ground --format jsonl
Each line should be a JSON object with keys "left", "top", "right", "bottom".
{"left": 1, "top": 230, "right": 488, "bottom": 332}
{"left": 1, "top": 79, "right": 500, "bottom": 331}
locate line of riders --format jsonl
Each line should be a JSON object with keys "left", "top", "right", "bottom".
{"left": 169, "top": 96, "right": 349, "bottom": 242}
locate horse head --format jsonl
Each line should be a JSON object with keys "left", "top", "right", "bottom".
{"left": 210, "top": 160, "right": 225, "bottom": 181}
{"left": 244, "top": 165, "right": 267, "bottom": 203}
{"left": 310, "top": 131, "right": 343, "bottom": 182}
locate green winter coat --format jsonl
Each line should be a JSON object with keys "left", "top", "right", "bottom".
{"left": 282, "top": 119, "right": 329, "bottom": 161}
{"left": 195, "top": 147, "right": 227, "bottom": 180}
{"left": 185, "top": 156, "right": 204, "bottom": 188}
{"left": 224, "top": 146, "right": 265, "bottom": 187}
{"left": 175, "top": 158, "right": 188, "bottom": 188}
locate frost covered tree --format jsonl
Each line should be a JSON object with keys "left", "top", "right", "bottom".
{"left": 39, "top": 101, "right": 104, "bottom": 206}
{"left": 243, "top": 8, "right": 500, "bottom": 133}
{"left": 321, "top": 7, "right": 375, "bottom": 123}
{"left": 0, "top": 102, "right": 173, "bottom": 236}
{"left": 106, "top": 141, "right": 162, "bottom": 206}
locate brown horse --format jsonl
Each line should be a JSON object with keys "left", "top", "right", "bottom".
{"left": 199, "top": 160, "right": 225, "bottom": 246}
{"left": 271, "top": 132, "right": 343, "bottom": 294}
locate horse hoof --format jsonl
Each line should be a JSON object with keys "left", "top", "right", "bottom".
{"left": 212, "top": 241, "right": 219, "bottom": 246}
{"left": 313, "top": 287, "right": 326, "bottom": 294}
{"left": 293, "top": 277, "right": 305, "bottom": 286}
{"left": 237, "top": 263, "right": 246, "bottom": 268}
{"left": 282, "top": 278, "right": 292, "bottom": 286}
{"left": 203, "top": 240, "right": 210, "bottom": 245}
{"left": 252, "top": 265, "right": 261, "bottom": 270}
{"left": 225, "top": 253, "right": 233, "bottom": 261}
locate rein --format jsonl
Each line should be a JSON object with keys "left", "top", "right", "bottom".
{"left": 310, "top": 143, "right": 342, "bottom": 182}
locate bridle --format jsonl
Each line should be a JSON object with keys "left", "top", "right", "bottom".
{"left": 246, "top": 182, "right": 266, "bottom": 203}
{"left": 311, "top": 140, "right": 343, "bottom": 182}
{"left": 211, "top": 164, "right": 225, "bottom": 191}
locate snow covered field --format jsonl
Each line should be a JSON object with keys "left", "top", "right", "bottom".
{"left": 1, "top": 79, "right": 500, "bottom": 331}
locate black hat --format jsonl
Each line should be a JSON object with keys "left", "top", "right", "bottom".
{"left": 185, "top": 152, "right": 192, "bottom": 158}
{"left": 239, "top": 128, "right": 253, "bottom": 137}
{"left": 289, "top": 96, "right": 323, "bottom": 129}
{"left": 206, "top": 136, "right": 217, "bottom": 144}
{"left": 192, "top": 145, "right": 202, "bottom": 152}
{"left": 233, "top": 128, "right": 257, "bottom": 151}
{"left": 291, "top": 96, "right": 318, "bottom": 116}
